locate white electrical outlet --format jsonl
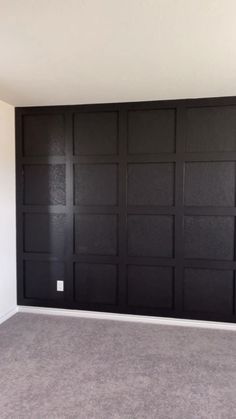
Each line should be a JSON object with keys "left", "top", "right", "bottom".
{"left": 57, "top": 280, "right": 64, "bottom": 292}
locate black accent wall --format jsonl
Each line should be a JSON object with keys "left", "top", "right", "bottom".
{"left": 16, "top": 97, "right": 236, "bottom": 322}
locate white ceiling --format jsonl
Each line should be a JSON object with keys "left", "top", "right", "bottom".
{"left": 1, "top": 0, "right": 236, "bottom": 107}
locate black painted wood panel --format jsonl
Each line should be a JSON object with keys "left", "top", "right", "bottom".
{"left": 74, "top": 164, "right": 118, "bottom": 206}
{"left": 184, "top": 269, "right": 234, "bottom": 315}
{"left": 23, "top": 114, "right": 65, "bottom": 156}
{"left": 128, "top": 109, "right": 176, "bottom": 153}
{"left": 24, "top": 164, "right": 66, "bottom": 205}
{"left": 74, "top": 214, "right": 118, "bottom": 256}
{"left": 186, "top": 106, "right": 236, "bottom": 152}
{"left": 74, "top": 263, "right": 117, "bottom": 305}
{"left": 16, "top": 96, "right": 236, "bottom": 322}
{"left": 128, "top": 266, "right": 174, "bottom": 309}
{"left": 185, "top": 162, "right": 235, "bottom": 207}
{"left": 24, "top": 213, "right": 65, "bottom": 255}
{"left": 128, "top": 163, "right": 175, "bottom": 206}
{"left": 74, "top": 112, "right": 118, "bottom": 155}
{"left": 24, "top": 261, "right": 65, "bottom": 300}
{"left": 128, "top": 215, "right": 174, "bottom": 258}
{"left": 184, "top": 216, "right": 235, "bottom": 261}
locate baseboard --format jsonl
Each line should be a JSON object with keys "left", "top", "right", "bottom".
{"left": 18, "top": 305, "right": 236, "bottom": 331}
{"left": 0, "top": 306, "right": 18, "bottom": 326}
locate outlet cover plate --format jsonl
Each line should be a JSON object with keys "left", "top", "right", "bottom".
{"left": 57, "top": 280, "right": 64, "bottom": 292}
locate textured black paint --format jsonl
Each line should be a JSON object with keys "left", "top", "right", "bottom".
{"left": 185, "top": 162, "right": 235, "bottom": 207}
{"left": 74, "top": 214, "right": 117, "bottom": 256}
{"left": 16, "top": 97, "right": 236, "bottom": 322}
{"left": 23, "top": 114, "right": 65, "bottom": 156}
{"left": 184, "top": 216, "right": 235, "bottom": 261}
{"left": 128, "top": 109, "right": 176, "bottom": 153}
{"left": 24, "top": 213, "right": 65, "bottom": 254}
{"left": 186, "top": 106, "right": 236, "bottom": 152}
{"left": 24, "top": 261, "right": 65, "bottom": 300}
{"left": 74, "top": 263, "right": 117, "bottom": 304}
{"left": 24, "top": 165, "right": 66, "bottom": 205}
{"left": 128, "top": 163, "right": 175, "bottom": 206}
{"left": 184, "top": 268, "right": 234, "bottom": 315}
{"left": 74, "top": 112, "right": 118, "bottom": 155}
{"left": 128, "top": 215, "right": 174, "bottom": 258}
{"left": 74, "top": 164, "right": 118, "bottom": 206}
{"left": 128, "top": 265, "right": 173, "bottom": 309}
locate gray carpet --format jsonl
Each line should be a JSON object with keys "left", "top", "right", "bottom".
{"left": 1, "top": 314, "right": 236, "bottom": 419}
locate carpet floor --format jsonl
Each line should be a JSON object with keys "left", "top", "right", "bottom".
{"left": 1, "top": 314, "right": 236, "bottom": 419}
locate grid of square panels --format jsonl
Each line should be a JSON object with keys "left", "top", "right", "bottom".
{"left": 73, "top": 111, "right": 119, "bottom": 306}
{"left": 21, "top": 113, "right": 67, "bottom": 302}
{"left": 17, "top": 99, "right": 236, "bottom": 322}
{"left": 183, "top": 105, "right": 236, "bottom": 317}
{"left": 127, "top": 108, "right": 176, "bottom": 311}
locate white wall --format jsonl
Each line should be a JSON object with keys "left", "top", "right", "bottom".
{"left": 0, "top": 100, "right": 16, "bottom": 323}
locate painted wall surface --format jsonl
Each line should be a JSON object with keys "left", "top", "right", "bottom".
{"left": 0, "top": 100, "right": 16, "bottom": 322}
